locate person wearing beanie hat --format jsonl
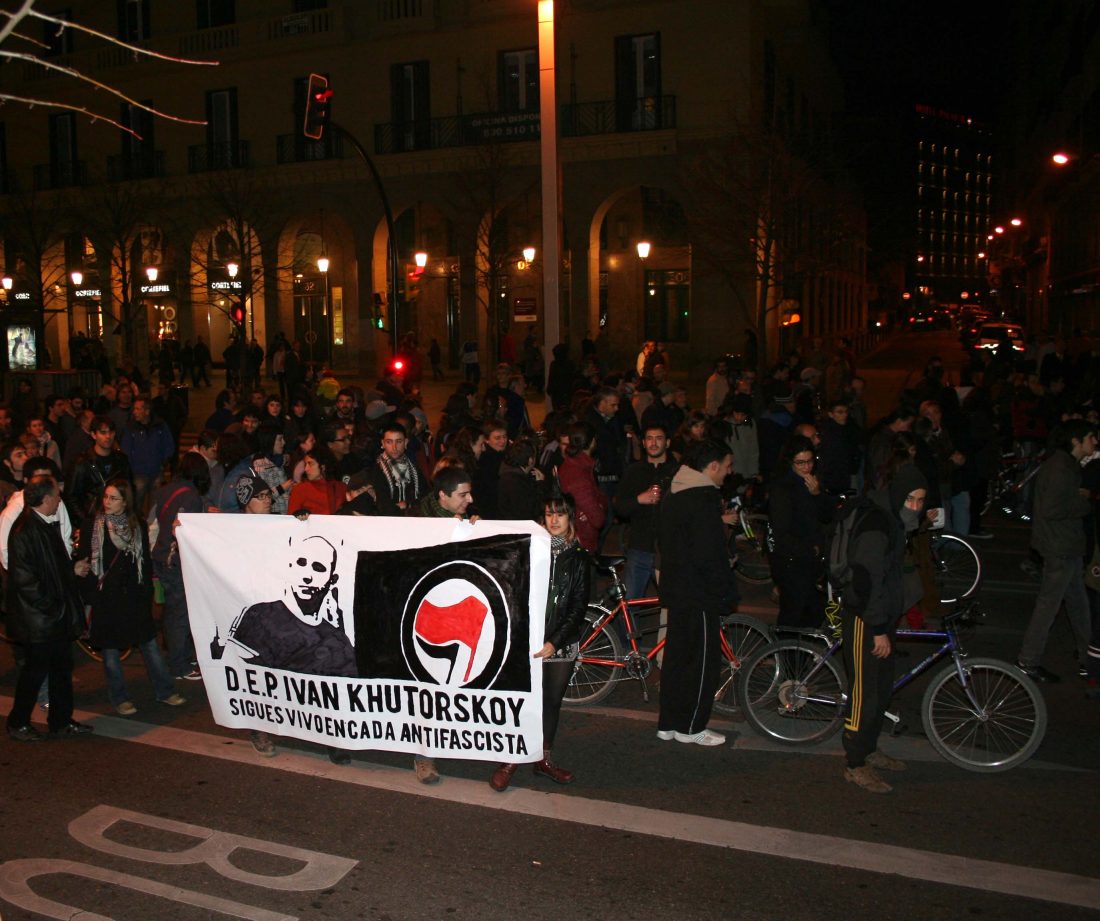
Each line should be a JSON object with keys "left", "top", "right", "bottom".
{"left": 840, "top": 462, "right": 927, "bottom": 793}
{"left": 234, "top": 471, "right": 272, "bottom": 513}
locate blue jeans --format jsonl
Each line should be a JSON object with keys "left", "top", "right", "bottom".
{"left": 624, "top": 549, "right": 657, "bottom": 600}
{"left": 102, "top": 638, "right": 176, "bottom": 705}
{"left": 156, "top": 560, "right": 195, "bottom": 677}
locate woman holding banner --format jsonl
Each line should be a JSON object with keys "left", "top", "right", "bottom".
{"left": 79, "top": 478, "right": 186, "bottom": 716}
{"left": 490, "top": 491, "right": 590, "bottom": 791}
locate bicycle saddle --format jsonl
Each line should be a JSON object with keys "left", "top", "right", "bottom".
{"left": 595, "top": 555, "right": 626, "bottom": 573}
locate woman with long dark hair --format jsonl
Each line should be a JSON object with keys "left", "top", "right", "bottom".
{"left": 288, "top": 448, "right": 346, "bottom": 515}
{"left": 80, "top": 477, "right": 186, "bottom": 715}
{"left": 490, "top": 492, "right": 589, "bottom": 791}
{"left": 555, "top": 421, "right": 607, "bottom": 552}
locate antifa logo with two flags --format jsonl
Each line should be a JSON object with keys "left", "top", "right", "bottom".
{"left": 353, "top": 534, "right": 532, "bottom": 692}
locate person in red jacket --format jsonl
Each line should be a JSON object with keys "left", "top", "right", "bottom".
{"left": 556, "top": 421, "right": 608, "bottom": 552}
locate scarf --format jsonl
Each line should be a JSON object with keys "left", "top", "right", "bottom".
{"left": 376, "top": 452, "right": 422, "bottom": 504}
{"left": 90, "top": 512, "right": 144, "bottom": 585}
{"left": 550, "top": 534, "right": 569, "bottom": 558}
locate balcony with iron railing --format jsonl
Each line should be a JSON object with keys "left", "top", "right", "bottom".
{"left": 276, "top": 133, "right": 345, "bottom": 164}
{"left": 107, "top": 150, "right": 165, "bottom": 182}
{"left": 374, "top": 96, "right": 677, "bottom": 153}
{"left": 188, "top": 141, "right": 250, "bottom": 173}
{"left": 562, "top": 96, "right": 677, "bottom": 138}
{"left": 33, "top": 160, "right": 89, "bottom": 190}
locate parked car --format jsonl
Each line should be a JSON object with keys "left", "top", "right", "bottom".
{"left": 908, "top": 311, "right": 938, "bottom": 329}
{"left": 972, "top": 321, "right": 1025, "bottom": 353}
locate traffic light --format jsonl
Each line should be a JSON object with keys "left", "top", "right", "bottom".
{"left": 303, "top": 73, "right": 332, "bottom": 140}
{"left": 230, "top": 302, "right": 245, "bottom": 327}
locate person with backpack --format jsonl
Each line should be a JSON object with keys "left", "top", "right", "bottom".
{"left": 769, "top": 435, "right": 834, "bottom": 628}
{"left": 839, "top": 462, "right": 927, "bottom": 794}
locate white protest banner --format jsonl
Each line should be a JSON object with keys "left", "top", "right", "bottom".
{"left": 176, "top": 515, "right": 549, "bottom": 762}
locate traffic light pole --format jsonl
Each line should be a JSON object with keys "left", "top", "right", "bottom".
{"left": 328, "top": 122, "right": 399, "bottom": 355}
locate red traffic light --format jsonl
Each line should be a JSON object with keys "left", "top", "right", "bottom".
{"left": 392, "top": 359, "right": 405, "bottom": 372}
{"left": 230, "top": 303, "right": 245, "bottom": 326}
{"left": 303, "top": 73, "right": 332, "bottom": 140}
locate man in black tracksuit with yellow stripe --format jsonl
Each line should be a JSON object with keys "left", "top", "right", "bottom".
{"left": 842, "top": 463, "right": 927, "bottom": 793}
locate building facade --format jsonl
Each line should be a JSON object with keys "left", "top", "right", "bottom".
{"left": 912, "top": 104, "right": 994, "bottom": 309}
{"left": 0, "top": 0, "right": 866, "bottom": 378}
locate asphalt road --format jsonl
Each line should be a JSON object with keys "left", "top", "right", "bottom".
{"left": 1, "top": 503, "right": 1098, "bottom": 921}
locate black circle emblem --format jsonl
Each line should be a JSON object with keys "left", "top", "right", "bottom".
{"left": 400, "top": 560, "right": 511, "bottom": 688}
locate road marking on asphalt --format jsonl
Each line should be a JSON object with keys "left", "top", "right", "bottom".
{"left": 4, "top": 696, "right": 1097, "bottom": 910}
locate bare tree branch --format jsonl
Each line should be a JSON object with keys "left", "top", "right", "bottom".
{"left": 22, "top": 8, "right": 219, "bottom": 67}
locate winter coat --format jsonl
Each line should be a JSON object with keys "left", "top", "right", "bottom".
{"left": 544, "top": 543, "right": 590, "bottom": 651}
{"left": 79, "top": 519, "right": 155, "bottom": 649}
{"left": 557, "top": 452, "right": 608, "bottom": 552}
{"left": 657, "top": 465, "right": 738, "bottom": 612}
{"left": 846, "top": 464, "right": 926, "bottom": 634}
{"left": 4, "top": 509, "right": 85, "bottom": 644}
{"left": 1031, "top": 449, "right": 1091, "bottom": 558}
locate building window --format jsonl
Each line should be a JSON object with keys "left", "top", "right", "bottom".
{"left": 390, "top": 61, "right": 430, "bottom": 152}
{"left": 42, "top": 9, "right": 73, "bottom": 56}
{"left": 763, "top": 40, "right": 776, "bottom": 127}
{"left": 205, "top": 88, "right": 239, "bottom": 166}
{"left": 499, "top": 49, "right": 538, "bottom": 113}
{"left": 49, "top": 113, "right": 77, "bottom": 178}
{"left": 118, "top": 0, "right": 151, "bottom": 41}
{"left": 197, "top": 0, "right": 235, "bottom": 29}
{"left": 644, "top": 269, "right": 690, "bottom": 343}
{"left": 614, "top": 32, "right": 661, "bottom": 130}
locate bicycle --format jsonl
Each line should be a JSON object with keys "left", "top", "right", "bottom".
{"left": 564, "top": 555, "right": 773, "bottom": 712}
{"left": 738, "top": 598, "right": 1047, "bottom": 772}
{"left": 730, "top": 505, "right": 774, "bottom": 586}
{"left": 982, "top": 449, "right": 1044, "bottom": 519}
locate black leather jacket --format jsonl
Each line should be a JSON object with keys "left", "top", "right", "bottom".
{"left": 545, "top": 543, "right": 590, "bottom": 651}
{"left": 5, "top": 509, "right": 85, "bottom": 644}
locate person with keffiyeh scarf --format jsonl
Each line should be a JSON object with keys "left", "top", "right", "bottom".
{"left": 78, "top": 477, "right": 185, "bottom": 716}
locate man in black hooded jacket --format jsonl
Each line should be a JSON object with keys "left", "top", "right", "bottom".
{"left": 841, "top": 463, "right": 927, "bottom": 793}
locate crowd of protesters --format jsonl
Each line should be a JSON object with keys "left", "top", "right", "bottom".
{"left": 3, "top": 325, "right": 1100, "bottom": 796}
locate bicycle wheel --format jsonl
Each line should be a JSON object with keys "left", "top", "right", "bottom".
{"left": 712, "top": 614, "right": 772, "bottom": 715}
{"left": 563, "top": 607, "right": 623, "bottom": 707}
{"left": 733, "top": 515, "right": 773, "bottom": 585}
{"left": 921, "top": 657, "right": 1047, "bottom": 772}
{"left": 738, "top": 639, "right": 847, "bottom": 745}
{"left": 75, "top": 639, "right": 134, "bottom": 663}
{"left": 929, "top": 532, "right": 982, "bottom": 603}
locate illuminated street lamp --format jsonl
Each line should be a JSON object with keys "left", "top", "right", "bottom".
{"left": 1010, "top": 218, "right": 1023, "bottom": 227}
{"left": 994, "top": 226, "right": 1005, "bottom": 235}
{"left": 916, "top": 254, "right": 925, "bottom": 263}
{"left": 1, "top": 276, "right": 11, "bottom": 291}
{"left": 1052, "top": 152, "right": 1071, "bottom": 166}
{"left": 70, "top": 270, "right": 83, "bottom": 287}
{"left": 636, "top": 241, "right": 651, "bottom": 259}
{"left": 414, "top": 251, "right": 427, "bottom": 269}
{"left": 522, "top": 246, "right": 536, "bottom": 264}
{"left": 145, "top": 266, "right": 158, "bottom": 283}
{"left": 226, "top": 261, "right": 239, "bottom": 280}
{"left": 317, "top": 256, "right": 330, "bottom": 273}
{"left": 977, "top": 251, "right": 986, "bottom": 259}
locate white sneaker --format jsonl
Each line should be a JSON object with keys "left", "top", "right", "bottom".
{"left": 673, "top": 729, "right": 725, "bottom": 746}
{"left": 656, "top": 730, "right": 676, "bottom": 741}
